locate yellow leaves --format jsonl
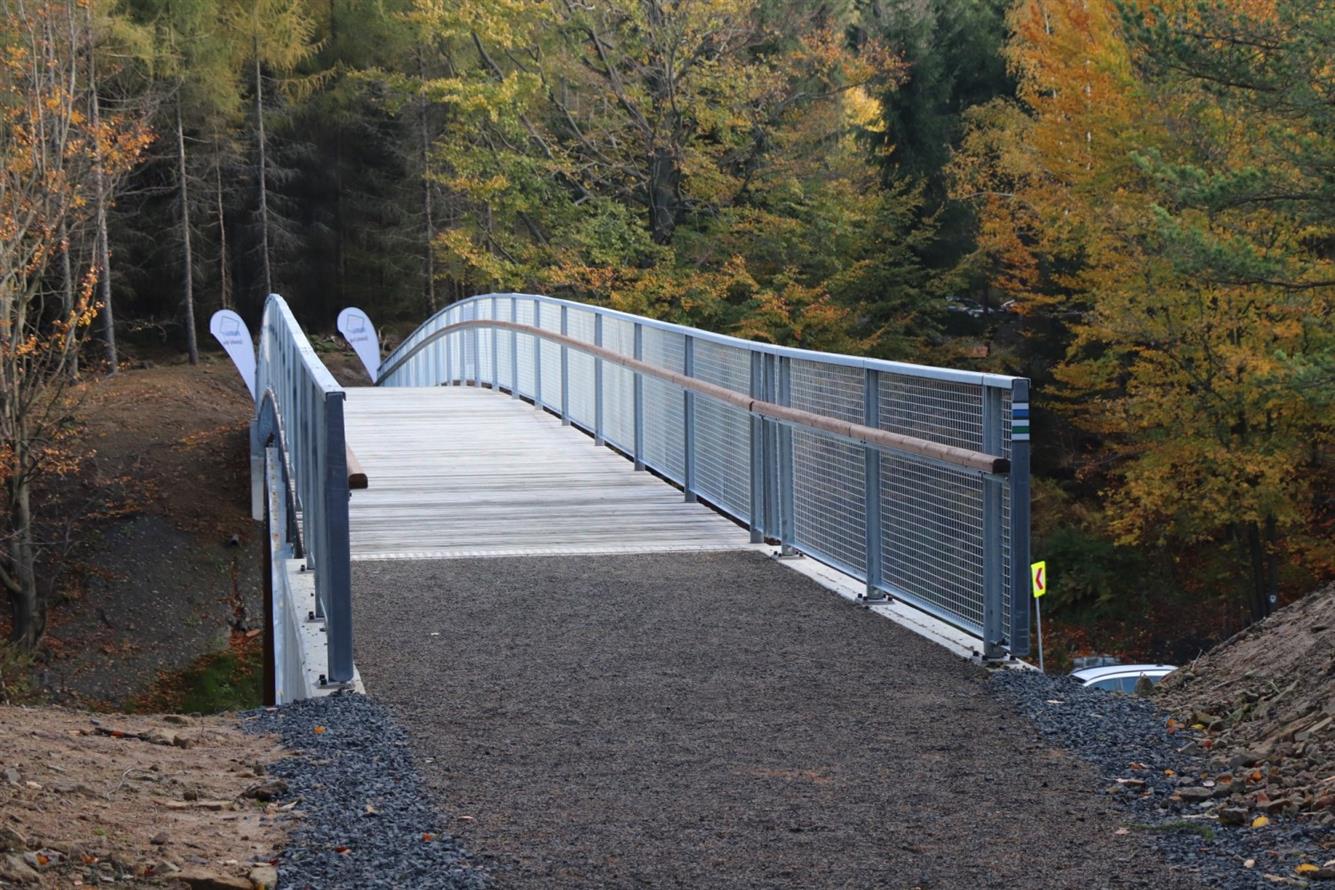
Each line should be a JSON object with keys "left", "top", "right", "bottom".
{"left": 1251, "top": 815, "right": 1270, "bottom": 829}
{"left": 842, "top": 87, "right": 885, "bottom": 134}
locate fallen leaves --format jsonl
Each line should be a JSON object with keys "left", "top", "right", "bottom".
{"left": 1251, "top": 815, "right": 1270, "bottom": 829}
{"left": 313, "top": 726, "right": 327, "bottom": 735}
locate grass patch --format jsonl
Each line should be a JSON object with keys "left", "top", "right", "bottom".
{"left": 130, "top": 635, "right": 263, "bottom": 714}
{"left": 1130, "top": 820, "right": 1216, "bottom": 841}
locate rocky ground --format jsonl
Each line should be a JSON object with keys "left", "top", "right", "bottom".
{"left": 0, "top": 706, "right": 288, "bottom": 888}
{"left": 1156, "top": 583, "right": 1335, "bottom": 829}
{"left": 241, "top": 694, "right": 485, "bottom": 890}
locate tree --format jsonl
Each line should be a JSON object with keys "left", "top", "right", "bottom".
{"left": 952, "top": 0, "right": 1334, "bottom": 622}
{"left": 0, "top": 0, "right": 150, "bottom": 644}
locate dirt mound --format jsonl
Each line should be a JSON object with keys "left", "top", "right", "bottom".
{"left": 1155, "top": 583, "right": 1335, "bottom": 826}
{"left": 0, "top": 705, "right": 288, "bottom": 887}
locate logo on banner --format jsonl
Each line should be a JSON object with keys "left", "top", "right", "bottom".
{"left": 337, "top": 307, "right": 380, "bottom": 383}
{"left": 209, "top": 310, "right": 256, "bottom": 401}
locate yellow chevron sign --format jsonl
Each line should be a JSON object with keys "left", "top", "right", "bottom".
{"left": 1031, "top": 561, "right": 1047, "bottom": 599}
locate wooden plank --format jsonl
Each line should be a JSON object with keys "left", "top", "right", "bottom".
{"left": 342, "top": 386, "right": 750, "bottom": 560}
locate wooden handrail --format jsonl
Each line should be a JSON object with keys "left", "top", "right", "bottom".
{"left": 385, "top": 319, "right": 1010, "bottom": 475}
{"left": 346, "top": 446, "right": 368, "bottom": 490}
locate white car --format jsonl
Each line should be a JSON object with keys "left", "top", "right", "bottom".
{"left": 1072, "top": 664, "right": 1176, "bottom": 693}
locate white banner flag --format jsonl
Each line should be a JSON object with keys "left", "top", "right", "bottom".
{"left": 337, "top": 307, "right": 380, "bottom": 383}
{"left": 209, "top": 309, "right": 256, "bottom": 401}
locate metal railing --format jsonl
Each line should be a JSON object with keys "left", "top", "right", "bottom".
{"left": 253, "top": 294, "right": 354, "bottom": 692}
{"left": 377, "top": 294, "right": 1032, "bottom": 658}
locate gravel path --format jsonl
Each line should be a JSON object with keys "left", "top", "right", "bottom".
{"left": 245, "top": 695, "right": 486, "bottom": 889}
{"left": 993, "top": 670, "right": 1334, "bottom": 889}
{"left": 353, "top": 550, "right": 1207, "bottom": 889}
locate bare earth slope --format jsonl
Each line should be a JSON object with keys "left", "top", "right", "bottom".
{"left": 1156, "top": 583, "right": 1335, "bottom": 826}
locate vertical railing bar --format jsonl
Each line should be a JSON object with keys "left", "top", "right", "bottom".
{"left": 683, "top": 335, "right": 697, "bottom": 502}
{"left": 633, "top": 322, "right": 645, "bottom": 470}
{"left": 594, "top": 313, "right": 605, "bottom": 446}
{"left": 533, "top": 297, "right": 543, "bottom": 411}
{"left": 863, "top": 368, "right": 888, "bottom": 603}
{"left": 510, "top": 297, "right": 520, "bottom": 399}
{"left": 777, "top": 355, "right": 795, "bottom": 556}
{"left": 748, "top": 351, "right": 765, "bottom": 543}
{"left": 982, "top": 385, "right": 1005, "bottom": 660}
{"left": 491, "top": 295, "right": 499, "bottom": 387}
{"left": 1008, "top": 378, "right": 1032, "bottom": 657}
{"left": 472, "top": 301, "right": 482, "bottom": 388}
{"left": 560, "top": 305, "right": 570, "bottom": 425}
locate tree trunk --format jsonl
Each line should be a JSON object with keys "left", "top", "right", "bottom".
{"left": 6, "top": 472, "right": 42, "bottom": 648}
{"left": 215, "top": 136, "right": 231, "bottom": 310}
{"left": 418, "top": 50, "right": 436, "bottom": 313}
{"left": 254, "top": 48, "right": 273, "bottom": 299}
{"left": 59, "top": 219, "right": 78, "bottom": 379}
{"left": 647, "top": 146, "right": 680, "bottom": 245}
{"left": 1245, "top": 520, "right": 1271, "bottom": 623}
{"left": 176, "top": 97, "right": 199, "bottom": 365}
{"left": 88, "top": 24, "right": 117, "bottom": 373}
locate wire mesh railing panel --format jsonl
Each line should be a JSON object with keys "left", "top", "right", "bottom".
{"left": 496, "top": 315, "right": 514, "bottom": 391}
{"left": 793, "top": 429, "right": 867, "bottom": 575}
{"left": 641, "top": 327, "right": 686, "bottom": 483}
{"left": 600, "top": 316, "right": 635, "bottom": 452}
{"left": 567, "top": 308, "right": 596, "bottom": 428}
{"left": 691, "top": 340, "right": 751, "bottom": 522}
{"left": 791, "top": 359, "right": 866, "bottom": 423}
{"left": 539, "top": 302, "right": 561, "bottom": 410}
{"left": 881, "top": 455, "right": 987, "bottom": 633}
{"left": 879, "top": 376, "right": 984, "bottom": 450}
{"left": 515, "top": 300, "right": 535, "bottom": 398}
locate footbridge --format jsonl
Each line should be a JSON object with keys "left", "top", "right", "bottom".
{"left": 241, "top": 293, "right": 1031, "bottom": 702}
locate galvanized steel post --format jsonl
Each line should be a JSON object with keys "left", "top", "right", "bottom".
{"left": 593, "top": 314, "right": 605, "bottom": 446}
{"left": 490, "top": 296, "right": 499, "bottom": 387}
{"left": 682, "top": 335, "right": 697, "bottom": 502}
{"left": 560, "top": 305, "right": 570, "bottom": 425}
{"left": 510, "top": 297, "right": 520, "bottom": 399}
{"left": 748, "top": 351, "right": 765, "bottom": 543}
{"left": 320, "top": 391, "right": 354, "bottom": 683}
{"left": 532, "top": 297, "right": 542, "bottom": 410}
{"left": 863, "top": 368, "right": 888, "bottom": 602}
{"left": 632, "top": 322, "right": 645, "bottom": 470}
{"left": 981, "top": 385, "right": 1006, "bottom": 660}
{"left": 1008, "top": 378, "right": 1032, "bottom": 656}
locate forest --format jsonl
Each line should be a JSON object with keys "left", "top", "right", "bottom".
{"left": 2, "top": 0, "right": 1331, "bottom": 661}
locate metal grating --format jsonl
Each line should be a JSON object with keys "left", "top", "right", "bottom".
{"left": 881, "top": 456, "right": 986, "bottom": 632}
{"left": 691, "top": 340, "right": 751, "bottom": 522}
{"left": 641, "top": 327, "right": 685, "bottom": 483}
{"left": 600, "top": 317, "right": 635, "bottom": 451}
{"left": 567, "top": 308, "right": 596, "bottom": 428}
{"left": 539, "top": 303, "right": 561, "bottom": 410}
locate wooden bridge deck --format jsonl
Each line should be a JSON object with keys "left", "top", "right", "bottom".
{"left": 342, "top": 386, "right": 749, "bottom": 561}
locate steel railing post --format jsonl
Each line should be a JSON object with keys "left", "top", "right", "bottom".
{"left": 491, "top": 296, "right": 499, "bottom": 388}
{"left": 863, "top": 368, "right": 888, "bottom": 602}
{"left": 748, "top": 351, "right": 765, "bottom": 543}
{"left": 682, "top": 335, "right": 697, "bottom": 502}
{"left": 982, "top": 384, "right": 1006, "bottom": 660}
{"left": 777, "top": 356, "right": 795, "bottom": 556}
{"left": 533, "top": 297, "right": 543, "bottom": 410}
{"left": 560, "top": 305, "right": 570, "bottom": 425}
{"left": 477, "top": 305, "right": 484, "bottom": 387}
{"left": 443, "top": 324, "right": 452, "bottom": 386}
{"left": 321, "top": 391, "right": 354, "bottom": 683}
{"left": 593, "top": 313, "right": 605, "bottom": 446}
{"left": 1008, "top": 378, "right": 1032, "bottom": 656}
{"left": 633, "top": 322, "right": 645, "bottom": 470}
{"left": 510, "top": 297, "right": 520, "bottom": 399}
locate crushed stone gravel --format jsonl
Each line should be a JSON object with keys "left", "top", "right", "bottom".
{"left": 244, "top": 694, "right": 486, "bottom": 890}
{"left": 993, "top": 670, "right": 1333, "bottom": 889}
